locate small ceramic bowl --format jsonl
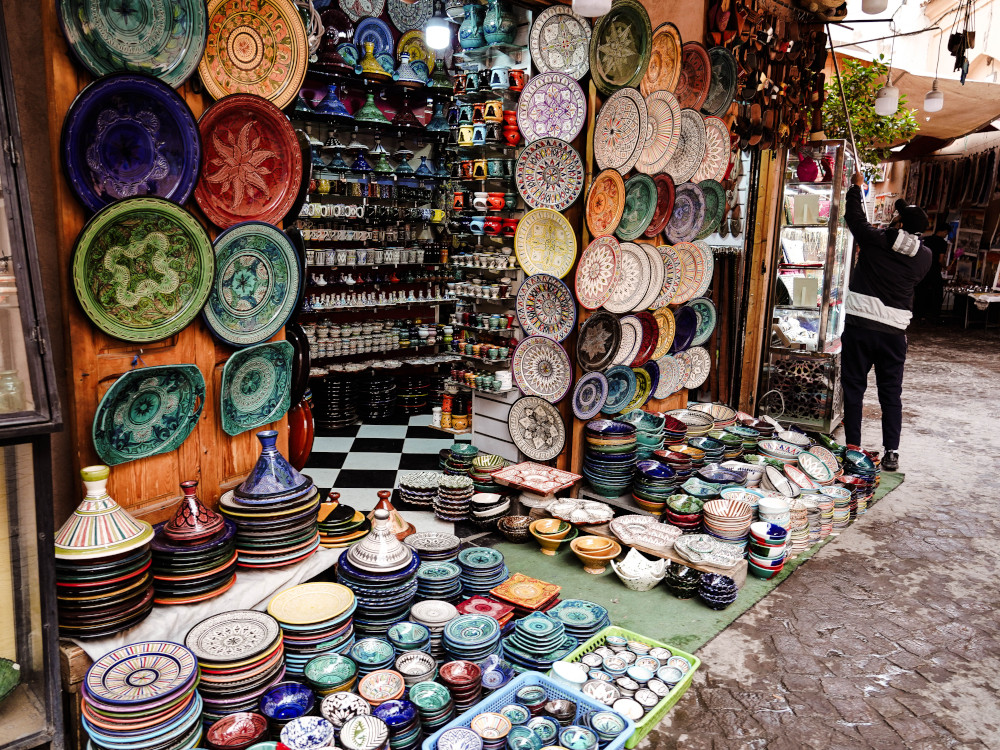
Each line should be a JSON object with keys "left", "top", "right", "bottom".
{"left": 260, "top": 682, "right": 316, "bottom": 722}
{"left": 529, "top": 521, "right": 579, "bottom": 555}
{"left": 206, "top": 712, "right": 268, "bottom": 750}
{"left": 498, "top": 515, "right": 532, "bottom": 543}
{"left": 570, "top": 536, "right": 621, "bottom": 574}
{"left": 440, "top": 660, "right": 482, "bottom": 686}
{"left": 532, "top": 518, "right": 571, "bottom": 538}
{"left": 279, "top": 716, "right": 335, "bottom": 750}
{"left": 507, "top": 725, "right": 543, "bottom": 750}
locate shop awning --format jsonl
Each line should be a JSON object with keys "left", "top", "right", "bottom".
{"left": 888, "top": 70, "right": 1000, "bottom": 140}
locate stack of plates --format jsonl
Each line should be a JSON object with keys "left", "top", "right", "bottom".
{"left": 336, "top": 550, "right": 419, "bottom": 638}
{"left": 469, "top": 492, "right": 511, "bottom": 529}
{"left": 724, "top": 424, "right": 760, "bottom": 454}
{"left": 387, "top": 621, "right": 432, "bottom": 654}
{"left": 786, "top": 499, "right": 811, "bottom": 555}
{"left": 490, "top": 572, "right": 562, "bottom": 618}
{"left": 439, "top": 661, "right": 483, "bottom": 713}
{"left": 667, "top": 444, "right": 706, "bottom": 468}
{"left": 826, "top": 487, "right": 853, "bottom": 530}
{"left": 316, "top": 371, "right": 357, "bottom": 429}
{"left": 663, "top": 494, "right": 704, "bottom": 534}
{"left": 434, "top": 475, "right": 474, "bottom": 522}
{"left": 501, "top": 613, "right": 578, "bottom": 673}
{"left": 716, "top": 432, "right": 745, "bottom": 460}
{"left": 756, "top": 440, "right": 804, "bottom": 464}
{"left": 394, "top": 650, "right": 437, "bottom": 688}
{"left": 318, "top": 502, "right": 371, "bottom": 548}
{"left": 455, "top": 596, "right": 515, "bottom": 628}
{"left": 408, "top": 680, "right": 455, "bottom": 734}
{"left": 409, "top": 600, "right": 459, "bottom": 661}
{"left": 470, "top": 454, "right": 511, "bottom": 492}
{"left": 268, "top": 583, "right": 357, "bottom": 678}
{"left": 547, "top": 600, "right": 611, "bottom": 641}
{"left": 303, "top": 652, "right": 358, "bottom": 696}
{"left": 406, "top": 531, "right": 461, "bottom": 563}
{"left": 373, "top": 699, "right": 422, "bottom": 750}
{"left": 397, "top": 472, "right": 441, "bottom": 509}
{"left": 757, "top": 494, "right": 792, "bottom": 529}
{"left": 416, "top": 561, "right": 463, "bottom": 602}
{"left": 350, "top": 638, "right": 396, "bottom": 677}
{"left": 186, "top": 610, "right": 286, "bottom": 725}
{"left": 701, "top": 498, "right": 754, "bottom": 555}
{"left": 583, "top": 420, "right": 638, "bottom": 498}
{"left": 444, "top": 443, "right": 478, "bottom": 476}
{"left": 397, "top": 375, "right": 430, "bottom": 415}
{"left": 457, "top": 547, "right": 509, "bottom": 597}
{"left": 631, "top": 460, "right": 683, "bottom": 515}
{"left": 815, "top": 490, "right": 837, "bottom": 537}
{"left": 661, "top": 415, "right": 688, "bottom": 444}
{"left": 81, "top": 641, "right": 202, "bottom": 750}
{"left": 688, "top": 437, "right": 726, "bottom": 463}
{"left": 443, "top": 614, "right": 503, "bottom": 662}
{"left": 688, "top": 402, "right": 737, "bottom": 429}
{"left": 665, "top": 409, "right": 715, "bottom": 438}
{"left": 150, "top": 519, "right": 238, "bottom": 605}
{"left": 358, "top": 370, "right": 397, "bottom": 422}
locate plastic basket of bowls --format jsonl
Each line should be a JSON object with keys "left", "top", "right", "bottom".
{"left": 560, "top": 626, "right": 700, "bottom": 748}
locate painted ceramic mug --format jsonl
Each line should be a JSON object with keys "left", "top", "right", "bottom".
{"left": 459, "top": 103, "right": 474, "bottom": 124}
{"left": 487, "top": 158, "right": 505, "bottom": 177}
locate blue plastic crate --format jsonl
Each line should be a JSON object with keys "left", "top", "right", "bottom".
{"left": 421, "top": 672, "right": 636, "bottom": 750}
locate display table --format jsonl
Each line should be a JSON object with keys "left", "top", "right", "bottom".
{"left": 963, "top": 291, "right": 1000, "bottom": 329}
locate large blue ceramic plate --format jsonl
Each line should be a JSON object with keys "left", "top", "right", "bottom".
{"left": 601, "top": 365, "right": 637, "bottom": 414}
{"left": 220, "top": 341, "right": 294, "bottom": 436}
{"left": 354, "top": 17, "right": 394, "bottom": 57}
{"left": 62, "top": 73, "right": 201, "bottom": 213}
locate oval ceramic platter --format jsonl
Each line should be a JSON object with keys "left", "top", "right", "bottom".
{"left": 203, "top": 222, "right": 301, "bottom": 347}
{"left": 72, "top": 196, "right": 214, "bottom": 342}
{"left": 515, "top": 274, "right": 577, "bottom": 343}
{"left": 529, "top": 5, "right": 592, "bottom": 81}
{"left": 58, "top": 0, "right": 207, "bottom": 87}
{"left": 220, "top": 340, "right": 294, "bottom": 436}
{"left": 515, "top": 209, "right": 577, "bottom": 278}
{"left": 586, "top": 169, "right": 626, "bottom": 238}
{"left": 92, "top": 364, "right": 206, "bottom": 465}
{"left": 589, "top": 0, "right": 652, "bottom": 96}
{"left": 515, "top": 138, "right": 585, "bottom": 212}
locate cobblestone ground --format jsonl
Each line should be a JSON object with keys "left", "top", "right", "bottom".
{"left": 643, "top": 322, "right": 1000, "bottom": 749}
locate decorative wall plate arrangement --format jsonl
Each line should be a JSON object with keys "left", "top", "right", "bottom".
{"left": 57, "top": 0, "right": 207, "bottom": 87}
{"left": 199, "top": 0, "right": 308, "bottom": 109}
{"left": 691, "top": 241, "right": 715, "bottom": 299}
{"left": 640, "top": 22, "right": 682, "bottom": 96}
{"left": 688, "top": 297, "right": 718, "bottom": 346}
{"left": 594, "top": 88, "right": 648, "bottom": 174}
{"left": 92, "top": 364, "right": 206, "bottom": 465}
{"left": 703, "top": 47, "right": 737, "bottom": 117}
{"left": 615, "top": 174, "right": 657, "bottom": 241}
{"left": 601, "top": 365, "right": 637, "bottom": 414}
{"left": 651, "top": 307, "right": 676, "bottom": 359}
{"left": 674, "top": 41, "right": 711, "bottom": 111}
{"left": 695, "top": 180, "right": 725, "bottom": 239}
{"left": 397, "top": 30, "right": 435, "bottom": 73}
{"left": 634, "top": 244, "right": 665, "bottom": 311}
{"left": 575, "top": 236, "right": 621, "bottom": 310}
{"left": 654, "top": 355, "right": 684, "bottom": 398}
{"left": 62, "top": 73, "right": 201, "bottom": 213}
{"left": 644, "top": 174, "right": 676, "bottom": 238}
{"left": 585, "top": 169, "right": 626, "bottom": 238}
{"left": 611, "top": 315, "right": 642, "bottom": 365}
{"left": 72, "top": 196, "right": 214, "bottom": 342}
{"left": 516, "top": 72, "right": 587, "bottom": 145}
{"left": 515, "top": 274, "right": 576, "bottom": 342}
{"left": 576, "top": 310, "right": 621, "bottom": 372}
{"left": 507, "top": 396, "right": 566, "bottom": 462}
{"left": 603, "top": 241, "right": 650, "bottom": 314}
{"left": 664, "top": 109, "right": 708, "bottom": 184}
{"left": 194, "top": 94, "right": 304, "bottom": 229}
{"left": 529, "top": 5, "right": 592, "bottom": 81}
{"left": 388, "top": 0, "right": 432, "bottom": 32}
{"left": 630, "top": 311, "right": 660, "bottom": 366}
{"left": 220, "top": 340, "right": 294, "bottom": 436}
{"left": 572, "top": 372, "right": 609, "bottom": 421}
{"left": 203, "top": 222, "right": 301, "bottom": 346}
{"left": 652, "top": 244, "right": 683, "bottom": 306}
{"left": 514, "top": 208, "right": 577, "bottom": 278}
{"left": 355, "top": 17, "right": 394, "bottom": 56}
{"left": 512, "top": 336, "right": 573, "bottom": 402}
{"left": 665, "top": 182, "right": 706, "bottom": 244}
{"left": 589, "top": 0, "right": 652, "bottom": 96}
{"left": 671, "top": 242, "right": 712, "bottom": 304}
{"left": 679, "top": 346, "right": 711, "bottom": 389}
{"left": 692, "top": 116, "right": 731, "bottom": 183}
{"left": 515, "top": 138, "right": 585, "bottom": 211}
{"left": 340, "top": 0, "right": 386, "bottom": 23}
{"left": 635, "top": 90, "right": 682, "bottom": 175}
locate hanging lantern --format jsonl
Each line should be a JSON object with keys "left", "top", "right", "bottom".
{"left": 874, "top": 85, "right": 899, "bottom": 116}
{"left": 923, "top": 80, "right": 944, "bottom": 112}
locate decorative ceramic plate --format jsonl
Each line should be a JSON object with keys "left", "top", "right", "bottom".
{"left": 516, "top": 273, "right": 576, "bottom": 342}
{"left": 220, "top": 341, "right": 294, "bottom": 436}
{"left": 665, "top": 182, "right": 706, "bottom": 244}
{"left": 640, "top": 22, "right": 682, "bottom": 96}
{"left": 652, "top": 244, "right": 683, "bottom": 306}
{"left": 654, "top": 355, "right": 684, "bottom": 398}
{"left": 601, "top": 365, "right": 637, "bottom": 414}
{"left": 688, "top": 297, "right": 717, "bottom": 346}
{"left": 507, "top": 396, "right": 566, "bottom": 462}
{"left": 692, "top": 116, "right": 731, "bottom": 183}
{"left": 575, "top": 236, "right": 621, "bottom": 310}
{"left": 576, "top": 311, "right": 621, "bottom": 372}
{"left": 644, "top": 175, "right": 676, "bottom": 238}
{"left": 194, "top": 94, "right": 303, "bottom": 229}
{"left": 589, "top": 0, "right": 652, "bottom": 96}
{"left": 515, "top": 208, "right": 577, "bottom": 279}
{"left": 269, "top": 583, "right": 354, "bottom": 624}
{"left": 674, "top": 41, "right": 711, "bottom": 110}
{"left": 691, "top": 241, "right": 715, "bottom": 299}
{"left": 604, "top": 241, "right": 651, "bottom": 314}
{"left": 516, "top": 72, "right": 587, "bottom": 145}
{"left": 340, "top": 0, "right": 386, "bottom": 22}
{"left": 58, "top": 0, "right": 206, "bottom": 86}
{"left": 681, "top": 346, "right": 711, "bottom": 389}
{"left": 703, "top": 47, "right": 737, "bottom": 117}
{"left": 572, "top": 372, "right": 609, "bottom": 421}
{"left": 529, "top": 6, "right": 592, "bottom": 81}
{"left": 204, "top": 222, "right": 301, "bottom": 346}
{"left": 615, "top": 175, "right": 658, "bottom": 241}
{"left": 665, "top": 109, "right": 707, "bottom": 185}
{"left": 594, "top": 88, "right": 648, "bottom": 174}
{"left": 515, "top": 138, "right": 585, "bottom": 211}
{"left": 397, "top": 31, "right": 435, "bottom": 74}
{"left": 92, "top": 364, "right": 205, "bottom": 465}
{"left": 199, "top": 0, "right": 308, "bottom": 109}
{"left": 86, "top": 641, "right": 197, "bottom": 704}
{"left": 612, "top": 315, "right": 642, "bottom": 365}
{"left": 695, "top": 180, "right": 725, "bottom": 239}
{"left": 635, "top": 91, "right": 682, "bottom": 176}
{"left": 512, "top": 336, "right": 573, "bottom": 402}
{"left": 72, "top": 196, "right": 213, "bottom": 341}
{"left": 355, "top": 17, "right": 393, "bottom": 57}
{"left": 630, "top": 311, "right": 660, "bottom": 365}
{"left": 651, "top": 307, "right": 676, "bottom": 359}
{"left": 185, "top": 610, "right": 280, "bottom": 662}
{"left": 586, "top": 169, "right": 626, "bottom": 238}
{"left": 388, "top": 0, "right": 432, "bottom": 32}
{"left": 62, "top": 74, "right": 201, "bottom": 214}
{"left": 672, "top": 241, "right": 710, "bottom": 304}
{"left": 635, "top": 244, "right": 666, "bottom": 311}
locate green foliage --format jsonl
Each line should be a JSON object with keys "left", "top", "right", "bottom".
{"left": 823, "top": 55, "right": 919, "bottom": 167}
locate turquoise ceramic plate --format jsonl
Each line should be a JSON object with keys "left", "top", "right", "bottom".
{"left": 220, "top": 341, "right": 294, "bottom": 436}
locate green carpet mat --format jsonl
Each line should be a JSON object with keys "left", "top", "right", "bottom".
{"left": 491, "top": 472, "right": 905, "bottom": 654}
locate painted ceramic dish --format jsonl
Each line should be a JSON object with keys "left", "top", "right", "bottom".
{"left": 58, "top": 0, "right": 206, "bottom": 86}
{"left": 654, "top": 355, "right": 684, "bottom": 398}
{"left": 644, "top": 175, "right": 676, "bottom": 238}
{"left": 572, "top": 372, "right": 609, "bottom": 421}
{"left": 651, "top": 307, "right": 676, "bottom": 359}
{"left": 388, "top": 0, "right": 432, "bottom": 32}
{"left": 703, "top": 47, "right": 737, "bottom": 117}
{"left": 516, "top": 273, "right": 576, "bottom": 342}
{"left": 507, "top": 396, "right": 566, "bottom": 462}
{"left": 665, "top": 182, "right": 706, "bottom": 245}
{"left": 688, "top": 297, "right": 717, "bottom": 346}
{"left": 194, "top": 94, "right": 303, "bottom": 229}
{"left": 681, "top": 346, "right": 711, "bottom": 389}
{"left": 691, "top": 241, "right": 715, "bottom": 299}
{"left": 635, "top": 90, "right": 682, "bottom": 176}
{"left": 615, "top": 174, "right": 657, "bottom": 241}
{"left": 594, "top": 88, "right": 648, "bottom": 174}
{"left": 92, "top": 364, "right": 206, "bottom": 465}
{"left": 640, "top": 22, "right": 682, "bottom": 96}
{"left": 665, "top": 108, "right": 708, "bottom": 185}
{"left": 341, "top": 0, "right": 386, "bottom": 23}
{"left": 516, "top": 72, "right": 587, "bottom": 145}
{"left": 220, "top": 341, "right": 294, "bottom": 436}
{"left": 602, "top": 365, "right": 637, "bottom": 414}
{"left": 86, "top": 641, "right": 197, "bottom": 704}
{"left": 199, "top": 0, "right": 308, "bottom": 110}
{"left": 672, "top": 241, "right": 713, "bottom": 304}
{"left": 62, "top": 73, "right": 201, "bottom": 213}
{"left": 529, "top": 5, "right": 592, "bottom": 81}
{"left": 575, "top": 236, "right": 621, "bottom": 310}
{"left": 396, "top": 30, "right": 435, "bottom": 74}
{"left": 652, "top": 244, "right": 683, "bottom": 306}
{"left": 203, "top": 222, "right": 301, "bottom": 347}
{"left": 674, "top": 42, "right": 711, "bottom": 111}
{"left": 692, "top": 116, "right": 731, "bottom": 183}
{"left": 695, "top": 180, "right": 725, "bottom": 239}
{"left": 589, "top": 0, "right": 652, "bottom": 96}
{"left": 515, "top": 208, "right": 577, "bottom": 279}
{"left": 512, "top": 336, "right": 573, "bottom": 402}
{"left": 635, "top": 244, "right": 665, "bottom": 311}
{"left": 185, "top": 609, "right": 280, "bottom": 662}
{"left": 586, "top": 169, "right": 626, "bottom": 238}
{"left": 515, "top": 138, "right": 585, "bottom": 212}
{"left": 355, "top": 17, "right": 393, "bottom": 57}
{"left": 669, "top": 306, "right": 698, "bottom": 354}
{"left": 576, "top": 311, "right": 621, "bottom": 373}
{"left": 603, "top": 241, "right": 650, "bottom": 314}
{"left": 612, "top": 315, "right": 642, "bottom": 365}
{"left": 72, "top": 196, "right": 214, "bottom": 342}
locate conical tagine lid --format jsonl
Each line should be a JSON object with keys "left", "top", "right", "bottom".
{"left": 367, "top": 491, "right": 415, "bottom": 540}
{"left": 54, "top": 465, "right": 153, "bottom": 560}
{"left": 236, "top": 430, "right": 311, "bottom": 499}
{"left": 347, "top": 509, "right": 414, "bottom": 572}
{"left": 164, "top": 480, "right": 225, "bottom": 542}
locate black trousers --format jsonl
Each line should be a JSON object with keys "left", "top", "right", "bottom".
{"left": 841, "top": 324, "right": 907, "bottom": 451}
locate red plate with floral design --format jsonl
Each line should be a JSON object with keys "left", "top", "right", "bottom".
{"left": 644, "top": 174, "right": 676, "bottom": 238}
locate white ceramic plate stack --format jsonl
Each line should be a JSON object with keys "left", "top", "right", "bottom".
{"left": 409, "top": 600, "right": 459, "bottom": 661}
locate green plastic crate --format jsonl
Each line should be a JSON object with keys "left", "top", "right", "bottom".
{"left": 558, "top": 626, "right": 701, "bottom": 748}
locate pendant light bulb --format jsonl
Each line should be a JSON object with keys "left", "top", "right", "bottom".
{"left": 874, "top": 85, "right": 899, "bottom": 116}
{"left": 923, "top": 80, "right": 944, "bottom": 112}
{"left": 862, "top": 0, "right": 889, "bottom": 13}
{"left": 425, "top": 10, "right": 451, "bottom": 50}
{"left": 572, "top": 0, "right": 612, "bottom": 17}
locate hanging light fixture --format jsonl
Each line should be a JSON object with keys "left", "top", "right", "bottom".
{"left": 862, "top": 0, "right": 889, "bottom": 14}
{"left": 875, "top": 28, "right": 899, "bottom": 116}
{"left": 425, "top": 2, "right": 451, "bottom": 50}
{"left": 572, "top": 0, "right": 612, "bottom": 17}
{"left": 923, "top": 32, "right": 945, "bottom": 112}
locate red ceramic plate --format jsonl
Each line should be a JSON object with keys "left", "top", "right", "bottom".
{"left": 194, "top": 94, "right": 303, "bottom": 229}
{"left": 644, "top": 174, "right": 676, "bottom": 238}
{"left": 630, "top": 311, "right": 660, "bottom": 367}
{"left": 675, "top": 42, "right": 711, "bottom": 110}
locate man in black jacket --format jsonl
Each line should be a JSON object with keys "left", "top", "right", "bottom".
{"left": 841, "top": 173, "right": 932, "bottom": 471}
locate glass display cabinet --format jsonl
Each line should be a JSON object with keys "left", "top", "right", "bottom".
{"left": 761, "top": 140, "right": 854, "bottom": 432}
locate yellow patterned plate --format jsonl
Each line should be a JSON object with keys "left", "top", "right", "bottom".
{"left": 651, "top": 307, "right": 676, "bottom": 359}
{"left": 515, "top": 208, "right": 577, "bottom": 278}
{"left": 397, "top": 30, "right": 435, "bottom": 71}
{"left": 267, "top": 582, "right": 355, "bottom": 624}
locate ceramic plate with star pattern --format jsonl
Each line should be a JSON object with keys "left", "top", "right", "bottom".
{"left": 589, "top": 0, "right": 652, "bottom": 96}
{"left": 529, "top": 5, "right": 592, "bottom": 81}
{"left": 586, "top": 169, "right": 626, "bottom": 238}
{"left": 516, "top": 72, "right": 587, "bottom": 145}
{"left": 576, "top": 311, "right": 621, "bottom": 372}
{"left": 575, "top": 236, "right": 621, "bottom": 310}
{"left": 603, "top": 241, "right": 651, "bottom": 314}
{"left": 512, "top": 335, "right": 573, "bottom": 402}
{"left": 507, "top": 396, "right": 566, "bottom": 462}
{"left": 515, "top": 208, "right": 578, "bottom": 278}
{"left": 594, "top": 88, "right": 648, "bottom": 174}
{"left": 515, "top": 273, "right": 576, "bottom": 342}
{"left": 515, "top": 138, "right": 585, "bottom": 211}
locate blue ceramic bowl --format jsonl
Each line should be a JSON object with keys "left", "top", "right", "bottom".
{"left": 585, "top": 420, "right": 637, "bottom": 436}
{"left": 635, "top": 460, "right": 675, "bottom": 480}
{"left": 373, "top": 699, "right": 418, "bottom": 728}
{"left": 696, "top": 465, "right": 746, "bottom": 485}
{"left": 260, "top": 682, "right": 315, "bottom": 722}
{"left": 508, "top": 725, "right": 543, "bottom": 750}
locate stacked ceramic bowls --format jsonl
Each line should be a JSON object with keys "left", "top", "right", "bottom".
{"left": 358, "top": 669, "right": 406, "bottom": 708}
{"left": 315, "top": 371, "right": 357, "bottom": 429}
{"left": 303, "top": 652, "right": 358, "bottom": 696}
{"left": 661, "top": 414, "right": 688, "bottom": 445}
{"left": 719, "top": 487, "right": 764, "bottom": 519}
{"left": 828, "top": 486, "right": 853, "bottom": 530}
{"left": 470, "top": 492, "right": 511, "bottom": 530}
{"left": 397, "top": 374, "right": 430, "bottom": 416}
{"left": 204, "top": 712, "right": 268, "bottom": 750}
{"left": 548, "top": 600, "right": 611, "bottom": 642}
{"left": 663, "top": 495, "right": 704, "bottom": 534}
{"left": 756, "top": 439, "right": 804, "bottom": 465}
{"left": 337, "top": 510, "right": 419, "bottom": 637}
{"left": 259, "top": 682, "right": 317, "bottom": 738}
{"left": 701, "top": 498, "right": 754, "bottom": 556}
{"left": 408, "top": 681, "right": 455, "bottom": 734}
{"left": 471, "top": 712, "right": 514, "bottom": 750}
{"left": 719, "top": 459, "right": 764, "bottom": 488}
{"left": 583, "top": 420, "right": 638, "bottom": 498}
{"left": 502, "top": 612, "right": 577, "bottom": 673}
{"left": 665, "top": 408, "right": 714, "bottom": 438}
{"left": 319, "top": 692, "right": 371, "bottom": 736}
{"left": 409, "top": 600, "right": 459, "bottom": 661}
{"left": 663, "top": 562, "right": 701, "bottom": 599}
{"left": 802, "top": 497, "right": 822, "bottom": 545}
{"left": 716, "top": 432, "right": 745, "bottom": 461}
{"left": 80, "top": 641, "right": 202, "bottom": 750}
{"left": 631, "top": 460, "right": 680, "bottom": 515}
{"left": 697, "top": 463, "right": 746, "bottom": 488}
{"left": 373, "top": 699, "right": 422, "bottom": 750}
{"left": 268, "top": 583, "right": 357, "bottom": 678}
{"left": 617, "top": 410, "right": 665, "bottom": 459}
{"left": 318, "top": 500, "right": 372, "bottom": 549}
{"left": 397, "top": 472, "right": 440, "bottom": 508}
{"left": 405, "top": 531, "right": 460, "bottom": 563}
{"left": 725, "top": 424, "right": 760, "bottom": 454}
{"left": 757, "top": 494, "right": 791, "bottom": 529}
{"left": 817, "top": 487, "right": 846, "bottom": 535}
{"left": 220, "top": 431, "right": 321, "bottom": 569}
{"left": 444, "top": 443, "right": 478, "bottom": 476}
{"left": 689, "top": 402, "right": 738, "bottom": 429}
{"left": 387, "top": 621, "right": 432, "bottom": 654}
{"left": 470, "top": 454, "right": 511, "bottom": 492}
{"left": 748, "top": 522, "right": 788, "bottom": 580}
{"left": 698, "top": 573, "right": 738, "bottom": 610}
{"left": 786, "top": 499, "right": 811, "bottom": 555}
{"left": 688, "top": 437, "right": 726, "bottom": 464}
{"left": 443, "top": 614, "right": 503, "bottom": 662}
{"left": 350, "top": 638, "right": 397, "bottom": 677}
{"left": 54, "top": 466, "right": 155, "bottom": 639}
{"left": 186, "top": 610, "right": 286, "bottom": 725}
{"left": 416, "top": 561, "right": 463, "bottom": 602}
{"left": 457, "top": 547, "right": 509, "bottom": 596}
{"left": 358, "top": 370, "right": 397, "bottom": 422}
{"left": 439, "top": 660, "right": 483, "bottom": 712}
{"left": 434, "top": 475, "right": 475, "bottom": 521}
{"left": 394, "top": 650, "right": 437, "bottom": 689}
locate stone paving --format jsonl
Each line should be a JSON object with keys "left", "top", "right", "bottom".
{"left": 643, "top": 322, "right": 1000, "bottom": 749}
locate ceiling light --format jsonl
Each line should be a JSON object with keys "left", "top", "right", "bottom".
{"left": 425, "top": 5, "right": 450, "bottom": 50}
{"left": 874, "top": 85, "right": 899, "bottom": 116}
{"left": 572, "top": 0, "right": 612, "bottom": 17}
{"left": 924, "top": 80, "right": 944, "bottom": 112}
{"left": 862, "top": 0, "right": 889, "bottom": 13}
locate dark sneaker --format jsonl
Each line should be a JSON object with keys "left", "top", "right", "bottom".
{"left": 882, "top": 451, "right": 899, "bottom": 472}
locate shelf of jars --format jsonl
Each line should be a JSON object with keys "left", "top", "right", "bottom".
{"left": 445, "top": 378, "right": 516, "bottom": 395}
{"left": 297, "top": 71, "right": 455, "bottom": 102}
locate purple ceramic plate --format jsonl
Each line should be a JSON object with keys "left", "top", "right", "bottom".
{"left": 669, "top": 306, "right": 698, "bottom": 354}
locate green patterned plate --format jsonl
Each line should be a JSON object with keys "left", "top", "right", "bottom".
{"left": 615, "top": 174, "right": 658, "bottom": 241}
{"left": 589, "top": 0, "right": 652, "bottom": 96}
{"left": 203, "top": 222, "right": 301, "bottom": 347}
{"left": 695, "top": 179, "right": 726, "bottom": 239}
{"left": 92, "top": 364, "right": 206, "bottom": 466}
{"left": 72, "top": 197, "right": 214, "bottom": 342}
{"left": 220, "top": 341, "right": 294, "bottom": 436}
